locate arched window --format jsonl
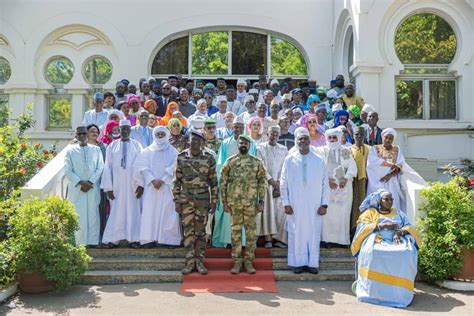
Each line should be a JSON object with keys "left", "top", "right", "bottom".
{"left": 83, "top": 56, "right": 113, "bottom": 85}
{"left": 151, "top": 30, "right": 308, "bottom": 78}
{"left": 0, "top": 57, "right": 11, "bottom": 84}
{"left": 45, "top": 56, "right": 74, "bottom": 85}
{"left": 394, "top": 13, "right": 457, "bottom": 120}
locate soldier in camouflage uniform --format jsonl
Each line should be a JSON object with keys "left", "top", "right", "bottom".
{"left": 173, "top": 130, "right": 218, "bottom": 275}
{"left": 220, "top": 134, "right": 267, "bottom": 274}
{"left": 204, "top": 118, "right": 222, "bottom": 156}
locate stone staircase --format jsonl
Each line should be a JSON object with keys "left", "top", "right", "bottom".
{"left": 82, "top": 247, "right": 355, "bottom": 285}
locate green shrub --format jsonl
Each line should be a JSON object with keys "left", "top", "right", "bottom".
{"left": 6, "top": 196, "right": 90, "bottom": 291}
{"left": 418, "top": 177, "right": 474, "bottom": 281}
{"left": 0, "top": 241, "right": 16, "bottom": 288}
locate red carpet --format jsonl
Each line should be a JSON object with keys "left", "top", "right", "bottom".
{"left": 180, "top": 247, "right": 277, "bottom": 293}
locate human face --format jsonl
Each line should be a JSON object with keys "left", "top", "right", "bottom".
{"left": 169, "top": 78, "right": 178, "bottom": 87}
{"left": 268, "top": 131, "right": 279, "bottom": 145}
{"left": 169, "top": 104, "right": 178, "bottom": 114}
{"left": 282, "top": 99, "right": 291, "bottom": 109}
{"left": 120, "top": 103, "right": 130, "bottom": 116}
{"left": 264, "top": 92, "right": 273, "bottom": 104}
{"left": 186, "top": 82, "right": 194, "bottom": 94}
{"left": 224, "top": 113, "right": 235, "bottom": 126}
{"left": 251, "top": 120, "right": 261, "bottom": 134}
{"left": 139, "top": 111, "right": 149, "bottom": 126}
{"left": 354, "top": 129, "right": 364, "bottom": 145}
{"left": 116, "top": 84, "right": 125, "bottom": 95}
{"left": 271, "top": 103, "right": 279, "bottom": 116}
{"left": 293, "top": 92, "right": 302, "bottom": 102}
{"left": 316, "top": 108, "right": 327, "bottom": 121}
{"left": 196, "top": 82, "right": 204, "bottom": 90}
{"left": 297, "top": 135, "right": 310, "bottom": 153}
{"left": 76, "top": 127, "right": 88, "bottom": 145}
{"left": 293, "top": 110, "right": 302, "bottom": 121}
{"left": 236, "top": 83, "right": 246, "bottom": 92}
{"left": 279, "top": 117, "right": 290, "bottom": 131}
{"left": 226, "top": 89, "right": 236, "bottom": 101}
{"left": 307, "top": 117, "right": 318, "bottom": 131}
{"left": 204, "top": 95, "right": 213, "bottom": 105}
{"left": 189, "top": 134, "right": 203, "bottom": 151}
{"left": 120, "top": 125, "right": 131, "bottom": 140}
{"left": 217, "top": 80, "right": 226, "bottom": 89}
{"left": 198, "top": 101, "right": 207, "bottom": 113}
{"left": 238, "top": 139, "right": 250, "bottom": 154}
{"left": 193, "top": 93, "right": 203, "bottom": 102}
{"left": 380, "top": 193, "right": 394, "bottom": 211}
{"left": 130, "top": 100, "right": 140, "bottom": 112}
{"left": 345, "top": 87, "right": 354, "bottom": 97}
{"left": 204, "top": 125, "right": 216, "bottom": 138}
{"left": 368, "top": 112, "right": 379, "bottom": 127}
{"left": 232, "top": 123, "right": 244, "bottom": 137}
{"left": 110, "top": 114, "right": 120, "bottom": 122}
{"left": 162, "top": 84, "right": 171, "bottom": 96}
{"left": 284, "top": 109, "right": 293, "bottom": 122}
{"left": 156, "top": 131, "right": 166, "bottom": 139}
{"left": 361, "top": 111, "right": 368, "bottom": 123}
{"left": 218, "top": 101, "right": 228, "bottom": 113}
{"left": 129, "top": 84, "right": 137, "bottom": 95}
{"left": 250, "top": 93, "right": 259, "bottom": 102}
{"left": 338, "top": 115, "right": 348, "bottom": 125}
{"left": 111, "top": 125, "right": 120, "bottom": 137}
{"left": 148, "top": 103, "right": 158, "bottom": 114}
{"left": 382, "top": 134, "right": 394, "bottom": 147}
{"left": 141, "top": 82, "right": 150, "bottom": 94}
{"left": 179, "top": 89, "right": 189, "bottom": 102}
{"left": 245, "top": 100, "right": 256, "bottom": 113}
{"left": 104, "top": 95, "right": 115, "bottom": 107}
{"left": 257, "top": 104, "right": 267, "bottom": 117}
{"left": 327, "top": 135, "right": 339, "bottom": 143}
{"left": 148, "top": 116, "right": 157, "bottom": 128}
{"left": 87, "top": 126, "right": 99, "bottom": 143}
{"left": 95, "top": 100, "right": 104, "bottom": 111}
{"left": 335, "top": 75, "right": 344, "bottom": 88}
{"left": 172, "top": 112, "right": 182, "bottom": 120}
{"left": 171, "top": 122, "right": 181, "bottom": 135}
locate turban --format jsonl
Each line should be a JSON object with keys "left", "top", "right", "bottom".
{"left": 294, "top": 127, "right": 310, "bottom": 139}
{"left": 362, "top": 104, "right": 376, "bottom": 113}
{"left": 244, "top": 95, "right": 255, "bottom": 103}
{"left": 315, "top": 104, "right": 327, "bottom": 113}
{"left": 381, "top": 128, "right": 397, "bottom": 140}
{"left": 233, "top": 116, "right": 244, "bottom": 125}
{"left": 126, "top": 95, "right": 141, "bottom": 108}
{"left": 348, "top": 104, "right": 361, "bottom": 118}
{"left": 359, "top": 189, "right": 391, "bottom": 211}
{"left": 326, "top": 89, "right": 338, "bottom": 99}
{"left": 325, "top": 127, "right": 342, "bottom": 138}
{"left": 316, "top": 86, "right": 327, "bottom": 94}
{"left": 167, "top": 118, "right": 183, "bottom": 132}
{"left": 306, "top": 94, "right": 320, "bottom": 107}
{"left": 144, "top": 99, "right": 157, "bottom": 111}
{"left": 190, "top": 116, "right": 205, "bottom": 129}
{"left": 107, "top": 109, "right": 125, "bottom": 121}
{"left": 193, "top": 88, "right": 203, "bottom": 95}
{"left": 264, "top": 89, "right": 273, "bottom": 96}
{"left": 332, "top": 103, "right": 343, "bottom": 113}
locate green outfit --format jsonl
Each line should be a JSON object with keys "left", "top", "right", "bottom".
{"left": 206, "top": 137, "right": 222, "bottom": 157}
{"left": 173, "top": 148, "right": 218, "bottom": 265}
{"left": 220, "top": 153, "right": 267, "bottom": 263}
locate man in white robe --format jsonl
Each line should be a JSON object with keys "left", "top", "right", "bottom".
{"left": 238, "top": 94, "right": 257, "bottom": 124}
{"left": 211, "top": 96, "right": 229, "bottom": 128}
{"left": 257, "top": 126, "right": 288, "bottom": 248}
{"left": 64, "top": 126, "right": 104, "bottom": 246}
{"left": 134, "top": 126, "right": 182, "bottom": 246}
{"left": 101, "top": 120, "right": 143, "bottom": 247}
{"left": 130, "top": 110, "right": 153, "bottom": 148}
{"left": 280, "top": 127, "right": 329, "bottom": 274}
{"left": 315, "top": 128, "right": 357, "bottom": 246}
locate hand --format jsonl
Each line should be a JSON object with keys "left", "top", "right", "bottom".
{"left": 135, "top": 186, "right": 144, "bottom": 198}
{"left": 272, "top": 189, "right": 281, "bottom": 198}
{"left": 106, "top": 191, "right": 115, "bottom": 200}
{"left": 378, "top": 223, "right": 399, "bottom": 231}
{"left": 256, "top": 202, "right": 264, "bottom": 213}
{"left": 79, "top": 181, "right": 93, "bottom": 192}
{"left": 317, "top": 205, "right": 327, "bottom": 215}
{"left": 269, "top": 179, "right": 279, "bottom": 190}
{"left": 209, "top": 202, "right": 216, "bottom": 214}
{"left": 223, "top": 203, "right": 231, "bottom": 213}
{"left": 329, "top": 179, "right": 338, "bottom": 190}
{"left": 284, "top": 206, "right": 293, "bottom": 215}
{"left": 152, "top": 179, "right": 164, "bottom": 190}
{"left": 339, "top": 179, "right": 348, "bottom": 189}
{"left": 393, "top": 230, "right": 402, "bottom": 244}
{"left": 175, "top": 202, "right": 182, "bottom": 214}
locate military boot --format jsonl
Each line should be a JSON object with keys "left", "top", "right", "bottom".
{"left": 181, "top": 260, "right": 195, "bottom": 275}
{"left": 244, "top": 261, "right": 256, "bottom": 274}
{"left": 230, "top": 260, "right": 242, "bottom": 274}
{"left": 196, "top": 260, "right": 208, "bottom": 275}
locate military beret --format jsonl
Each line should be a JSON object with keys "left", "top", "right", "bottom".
{"left": 186, "top": 130, "right": 205, "bottom": 140}
{"left": 204, "top": 118, "right": 217, "bottom": 126}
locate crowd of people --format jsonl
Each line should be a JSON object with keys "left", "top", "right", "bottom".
{"left": 67, "top": 73, "right": 424, "bottom": 307}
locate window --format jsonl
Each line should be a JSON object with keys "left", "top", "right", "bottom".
{"left": 45, "top": 56, "right": 74, "bottom": 85}
{"left": 0, "top": 57, "right": 11, "bottom": 84}
{"left": 395, "top": 13, "right": 457, "bottom": 120}
{"left": 83, "top": 56, "right": 112, "bottom": 85}
{"left": 151, "top": 30, "right": 308, "bottom": 78}
{"left": 0, "top": 94, "right": 9, "bottom": 126}
{"left": 47, "top": 95, "right": 72, "bottom": 129}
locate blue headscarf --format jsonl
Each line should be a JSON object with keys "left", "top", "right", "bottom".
{"left": 359, "top": 189, "right": 391, "bottom": 211}
{"left": 306, "top": 94, "right": 320, "bottom": 108}
{"left": 334, "top": 110, "right": 353, "bottom": 143}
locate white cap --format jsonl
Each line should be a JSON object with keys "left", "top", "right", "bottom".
{"left": 362, "top": 103, "right": 376, "bottom": 113}
{"left": 233, "top": 116, "right": 244, "bottom": 125}
{"left": 332, "top": 103, "right": 343, "bottom": 113}
{"left": 381, "top": 128, "right": 397, "bottom": 139}
{"left": 270, "top": 79, "right": 279, "bottom": 86}
{"left": 119, "top": 119, "right": 131, "bottom": 127}
{"left": 190, "top": 116, "right": 205, "bottom": 129}
{"left": 237, "top": 78, "right": 246, "bottom": 85}
{"left": 326, "top": 89, "right": 338, "bottom": 99}
{"left": 244, "top": 95, "right": 255, "bottom": 103}
{"left": 282, "top": 93, "right": 292, "bottom": 101}
{"left": 249, "top": 88, "right": 259, "bottom": 94}
{"left": 294, "top": 127, "right": 310, "bottom": 139}
{"left": 197, "top": 98, "right": 207, "bottom": 107}
{"left": 217, "top": 95, "right": 227, "bottom": 103}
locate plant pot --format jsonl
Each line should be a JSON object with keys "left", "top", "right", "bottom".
{"left": 453, "top": 248, "right": 474, "bottom": 280}
{"left": 18, "top": 272, "right": 55, "bottom": 294}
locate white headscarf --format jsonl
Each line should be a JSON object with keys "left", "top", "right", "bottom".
{"left": 325, "top": 127, "right": 342, "bottom": 150}
{"left": 150, "top": 126, "right": 170, "bottom": 151}
{"left": 381, "top": 128, "right": 397, "bottom": 140}
{"left": 108, "top": 109, "right": 125, "bottom": 121}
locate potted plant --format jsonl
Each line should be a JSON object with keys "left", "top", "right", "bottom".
{"left": 6, "top": 196, "right": 90, "bottom": 293}
{"left": 418, "top": 176, "right": 474, "bottom": 284}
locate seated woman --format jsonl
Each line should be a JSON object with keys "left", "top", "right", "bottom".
{"left": 351, "top": 189, "right": 421, "bottom": 308}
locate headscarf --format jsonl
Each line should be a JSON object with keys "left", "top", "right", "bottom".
{"left": 334, "top": 110, "right": 353, "bottom": 143}
{"left": 359, "top": 189, "right": 391, "bottom": 212}
{"left": 381, "top": 128, "right": 397, "bottom": 140}
{"left": 325, "top": 127, "right": 342, "bottom": 150}
{"left": 149, "top": 126, "right": 171, "bottom": 151}
{"left": 167, "top": 118, "right": 183, "bottom": 134}
{"left": 247, "top": 116, "right": 263, "bottom": 135}
{"left": 143, "top": 99, "right": 157, "bottom": 112}
{"left": 160, "top": 101, "right": 186, "bottom": 127}
{"left": 100, "top": 120, "right": 120, "bottom": 145}
{"left": 126, "top": 94, "right": 141, "bottom": 109}
{"left": 296, "top": 113, "right": 317, "bottom": 130}
{"left": 348, "top": 104, "right": 361, "bottom": 118}
{"left": 107, "top": 109, "right": 125, "bottom": 121}
{"left": 306, "top": 94, "right": 320, "bottom": 108}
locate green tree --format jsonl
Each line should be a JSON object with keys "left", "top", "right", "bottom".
{"left": 46, "top": 57, "right": 74, "bottom": 84}
{"left": 84, "top": 58, "right": 112, "bottom": 84}
{"left": 48, "top": 98, "right": 71, "bottom": 128}
{"left": 395, "top": 14, "right": 457, "bottom": 64}
{"left": 192, "top": 32, "right": 228, "bottom": 75}
{"left": 271, "top": 37, "right": 307, "bottom": 76}
{"left": 0, "top": 57, "right": 11, "bottom": 84}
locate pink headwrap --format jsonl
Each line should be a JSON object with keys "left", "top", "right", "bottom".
{"left": 247, "top": 116, "right": 263, "bottom": 135}
{"left": 126, "top": 94, "right": 141, "bottom": 109}
{"left": 100, "top": 120, "right": 119, "bottom": 145}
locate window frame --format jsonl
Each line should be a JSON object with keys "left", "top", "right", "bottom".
{"left": 82, "top": 55, "right": 113, "bottom": 86}
{"left": 43, "top": 55, "right": 75, "bottom": 86}
{"left": 151, "top": 29, "right": 309, "bottom": 79}
{"left": 45, "top": 93, "right": 73, "bottom": 130}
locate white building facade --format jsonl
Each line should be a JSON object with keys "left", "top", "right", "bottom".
{"left": 0, "top": 0, "right": 473, "bottom": 179}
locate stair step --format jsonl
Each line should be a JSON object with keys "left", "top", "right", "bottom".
{"left": 88, "top": 257, "right": 354, "bottom": 271}
{"left": 81, "top": 269, "right": 355, "bottom": 285}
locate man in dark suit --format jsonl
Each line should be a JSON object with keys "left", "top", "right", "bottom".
{"left": 154, "top": 83, "right": 175, "bottom": 117}
{"left": 364, "top": 111, "right": 382, "bottom": 146}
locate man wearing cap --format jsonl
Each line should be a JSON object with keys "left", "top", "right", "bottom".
{"left": 188, "top": 99, "right": 209, "bottom": 129}
{"left": 131, "top": 110, "right": 153, "bottom": 148}
{"left": 204, "top": 119, "right": 221, "bottom": 156}
{"left": 278, "top": 93, "right": 292, "bottom": 117}
{"left": 235, "top": 78, "right": 247, "bottom": 104}
{"left": 238, "top": 94, "right": 257, "bottom": 124}
{"left": 173, "top": 130, "right": 218, "bottom": 275}
{"left": 360, "top": 104, "right": 375, "bottom": 127}
{"left": 248, "top": 88, "right": 259, "bottom": 103}
{"left": 220, "top": 134, "right": 267, "bottom": 274}
{"left": 257, "top": 126, "right": 288, "bottom": 248}
{"left": 195, "top": 79, "right": 205, "bottom": 91}
{"left": 315, "top": 128, "right": 357, "bottom": 247}
{"left": 101, "top": 120, "right": 144, "bottom": 248}
{"left": 213, "top": 116, "right": 257, "bottom": 248}
{"left": 65, "top": 126, "right": 104, "bottom": 246}
{"left": 216, "top": 77, "right": 227, "bottom": 95}
{"left": 280, "top": 127, "right": 329, "bottom": 274}
{"left": 83, "top": 92, "right": 109, "bottom": 129}
{"left": 216, "top": 112, "right": 235, "bottom": 139}
{"left": 270, "top": 79, "right": 282, "bottom": 103}
{"left": 211, "top": 95, "right": 229, "bottom": 128}
{"left": 291, "top": 88, "right": 305, "bottom": 110}
{"left": 342, "top": 84, "right": 365, "bottom": 110}
{"left": 227, "top": 85, "right": 245, "bottom": 116}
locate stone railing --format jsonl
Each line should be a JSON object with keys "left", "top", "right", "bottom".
{"left": 20, "top": 145, "right": 71, "bottom": 200}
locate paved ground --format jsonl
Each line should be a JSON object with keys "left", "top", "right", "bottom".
{"left": 1, "top": 281, "right": 473, "bottom": 315}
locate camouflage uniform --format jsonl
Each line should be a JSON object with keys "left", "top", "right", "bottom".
{"left": 206, "top": 137, "right": 222, "bottom": 157}
{"left": 220, "top": 153, "right": 267, "bottom": 264}
{"left": 173, "top": 148, "right": 218, "bottom": 266}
